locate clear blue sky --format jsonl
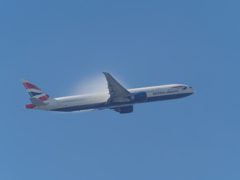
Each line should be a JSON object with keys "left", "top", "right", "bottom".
{"left": 1, "top": 0, "right": 240, "bottom": 179}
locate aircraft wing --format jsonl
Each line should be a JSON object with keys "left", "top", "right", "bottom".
{"left": 103, "top": 72, "right": 132, "bottom": 104}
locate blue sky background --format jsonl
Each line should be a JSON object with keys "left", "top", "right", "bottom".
{"left": 1, "top": 0, "right": 240, "bottom": 179}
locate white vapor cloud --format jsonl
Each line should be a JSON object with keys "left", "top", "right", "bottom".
{"left": 68, "top": 74, "right": 108, "bottom": 95}
{"left": 67, "top": 72, "right": 129, "bottom": 96}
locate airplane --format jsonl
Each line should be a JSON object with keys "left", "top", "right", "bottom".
{"left": 21, "top": 72, "right": 196, "bottom": 114}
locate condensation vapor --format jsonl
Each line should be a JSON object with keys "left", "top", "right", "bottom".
{"left": 69, "top": 74, "right": 109, "bottom": 95}
{"left": 68, "top": 73, "right": 129, "bottom": 96}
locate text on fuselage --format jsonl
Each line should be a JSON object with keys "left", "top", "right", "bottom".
{"left": 153, "top": 90, "right": 179, "bottom": 96}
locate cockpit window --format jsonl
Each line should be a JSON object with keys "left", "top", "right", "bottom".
{"left": 189, "top": 86, "right": 192, "bottom": 88}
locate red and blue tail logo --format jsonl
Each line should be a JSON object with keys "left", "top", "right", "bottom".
{"left": 21, "top": 79, "right": 51, "bottom": 101}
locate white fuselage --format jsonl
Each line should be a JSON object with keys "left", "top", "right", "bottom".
{"left": 34, "top": 84, "right": 196, "bottom": 112}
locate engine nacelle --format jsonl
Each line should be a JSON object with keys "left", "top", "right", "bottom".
{"left": 115, "top": 106, "right": 133, "bottom": 114}
{"left": 130, "top": 92, "right": 147, "bottom": 103}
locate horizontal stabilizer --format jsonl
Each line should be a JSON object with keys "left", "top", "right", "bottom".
{"left": 30, "top": 98, "right": 47, "bottom": 106}
{"left": 19, "top": 108, "right": 29, "bottom": 111}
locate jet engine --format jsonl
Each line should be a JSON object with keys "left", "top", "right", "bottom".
{"left": 130, "top": 92, "right": 147, "bottom": 103}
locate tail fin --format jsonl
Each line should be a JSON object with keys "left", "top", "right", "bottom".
{"left": 21, "top": 79, "right": 52, "bottom": 101}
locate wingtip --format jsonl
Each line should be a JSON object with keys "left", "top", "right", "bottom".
{"left": 19, "top": 108, "right": 29, "bottom": 111}
{"left": 102, "top": 72, "right": 109, "bottom": 75}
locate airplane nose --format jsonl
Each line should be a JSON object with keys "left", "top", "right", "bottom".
{"left": 189, "top": 86, "right": 196, "bottom": 93}
{"left": 191, "top": 88, "right": 196, "bottom": 93}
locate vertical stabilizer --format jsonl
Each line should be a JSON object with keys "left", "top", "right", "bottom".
{"left": 21, "top": 79, "right": 52, "bottom": 101}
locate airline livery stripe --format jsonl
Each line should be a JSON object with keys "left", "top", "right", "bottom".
{"left": 172, "top": 86, "right": 186, "bottom": 88}
{"left": 38, "top": 95, "right": 50, "bottom": 101}
{"left": 26, "top": 104, "right": 36, "bottom": 108}
{"left": 26, "top": 89, "right": 43, "bottom": 93}
{"left": 29, "top": 92, "right": 42, "bottom": 97}
{"left": 23, "top": 83, "right": 41, "bottom": 90}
